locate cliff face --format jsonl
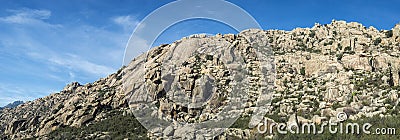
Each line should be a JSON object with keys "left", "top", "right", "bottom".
{"left": 1, "top": 20, "right": 400, "bottom": 139}
{"left": 0, "top": 73, "right": 127, "bottom": 139}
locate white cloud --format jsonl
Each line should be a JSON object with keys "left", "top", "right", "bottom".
{"left": 0, "top": 8, "right": 52, "bottom": 24}
{"left": 1, "top": 9, "right": 125, "bottom": 78}
{"left": 0, "top": 8, "right": 129, "bottom": 104}
{"left": 68, "top": 72, "right": 76, "bottom": 82}
{"left": 49, "top": 54, "right": 116, "bottom": 77}
{"left": 112, "top": 15, "right": 150, "bottom": 65}
{"left": 112, "top": 15, "right": 139, "bottom": 31}
{"left": 46, "top": 73, "right": 65, "bottom": 82}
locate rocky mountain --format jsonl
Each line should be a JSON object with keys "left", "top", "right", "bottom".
{"left": 1, "top": 101, "right": 24, "bottom": 110}
{"left": 0, "top": 20, "right": 400, "bottom": 139}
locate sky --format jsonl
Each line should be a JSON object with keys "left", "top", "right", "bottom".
{"left": 0, "top": 0, "right": 399, "bottom": 106}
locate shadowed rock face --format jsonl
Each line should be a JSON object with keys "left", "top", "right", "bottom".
{"left": 1, "top": 21, "right": 400, "bottom": 139}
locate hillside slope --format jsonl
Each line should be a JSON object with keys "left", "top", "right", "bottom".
{"left": 1, "top": 20, "right": 400, "bottom": 139}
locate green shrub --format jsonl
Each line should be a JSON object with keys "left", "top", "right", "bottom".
{"left": 205, "top": 55, "right": 213, "bottom": 60}
{"left": 230, "top": 116, "right": 251, "bottom": 129}
{"left": 344, "top": 46, "right": 352, "bottom": 52}
{"left": 374, "top": 38, "right": 382, "bottom": 46}
{"left": 312, "top": 49, "right": 322, "bottom": 54}
{"left": 386, "top": 30, "right": 393, "bottom": 38}
{"left": 300, "top": 67, "right": 306, "bottom": 76}
{"left": 336, "top": 53, "right": 344, "bottom": 61}
{"left": 46, "top": 111, "right": 149, "bottom": 139}
{"left": 337, "top": 43, "right": 343, "bottom": 51}
{"left": 332, "top": 102, "right": 342, "bottom": 109}
{"left": 323, "top": 41, "right": 333, "bottom": 46}
{"left": 309, "top": 31, "right": 316, "bottom": 38}
{"left": 272, "top": 97, "right": 283, "bottom": 104}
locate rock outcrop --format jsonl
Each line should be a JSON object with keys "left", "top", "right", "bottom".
{"left": 1, "top": 20, "right": 400, "bottom": 139}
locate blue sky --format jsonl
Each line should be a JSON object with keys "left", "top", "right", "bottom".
{"left": 0, "top": 0, "right": 399, "bottom": 106}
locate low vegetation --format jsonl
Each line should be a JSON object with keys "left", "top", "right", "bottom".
{"left": 45, "top": 111, "right": 148, "bottom": 140}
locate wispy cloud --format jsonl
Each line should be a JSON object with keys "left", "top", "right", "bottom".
{"left": 0, "top": 8, "right": 132, "bottom": 104}
{"left": 49, "top": 54, "right": 116, "bottom": 77}
{"left": 0, "top": 8, "right": 59, "bottom": 28}
{"left": 112, "top": 15, "right": 139, "bottom": 31}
